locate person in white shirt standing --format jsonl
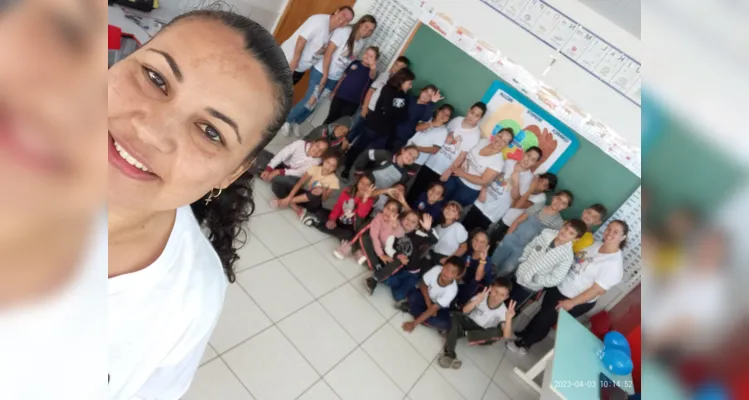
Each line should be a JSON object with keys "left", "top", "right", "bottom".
{"left": 409, "top": 102, "right": 486, "bottom": 204}
{"left": 462, "top": 146, "right": 543, "bottom": 234}
{"left": 107, "top": 10, "right": 293, "bottom": 399}
{"left": 406, "top": 104, "right": 455, "bottom": 169}
{"left": 281, "top": 12, "right": 376, "bottom": 137}
{"left": 507, "top": 220, "right": 629, "bottom": 355}
{"left": 280, "top": 6, "right": 354, "bottom": 86}
{"left": 440, "top": 127, "right": 514, "bottom": 207}
{"left": 511, "top": 220, "right": 587, "bottom": 307}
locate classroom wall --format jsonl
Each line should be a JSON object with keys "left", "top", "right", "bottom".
{"left": 352, "top": 0, "right": 641, "bottom": 147}
{"left": 148, "top": 0, "right": 283, "bottom": 31}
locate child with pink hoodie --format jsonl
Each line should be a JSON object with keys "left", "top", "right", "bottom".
{"left": 334, "top": 199, "right": 404, "bottom": 270}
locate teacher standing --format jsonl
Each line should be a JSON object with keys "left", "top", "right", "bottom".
{"left": 280, "top": 6, "right": 355, "bottom": 86}
{"left": 281, "top": 14, "right": 378, "bottom": 137}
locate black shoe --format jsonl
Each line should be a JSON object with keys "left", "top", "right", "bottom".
{"left": 395, "top": 300, "right": 410, "bottom": 313}
{"left": 365, "top": 277, "right": 377, "bottom": 295}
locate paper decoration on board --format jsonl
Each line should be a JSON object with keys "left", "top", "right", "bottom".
{"left": 478, "top": 0, "right": 641, "bottom": 107}
{"left": 595, "top": 187, "right": 642, "bottom": 289}
{"left": 365, "top": 0, "right": 422, "bottom": 73}
{"left": 480, "top": 80, "right": 580, "bottom": 174}
{"left": 417, "top": 1, "right": 641, "bottom": 177}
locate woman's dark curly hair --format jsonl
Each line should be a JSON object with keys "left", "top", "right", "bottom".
{"left": 168, "top": 8, "right": 293, "bottom": 283}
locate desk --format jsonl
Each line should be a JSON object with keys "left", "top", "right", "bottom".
{"left": 513, "top": 310, "right": 635, "bottom": 399}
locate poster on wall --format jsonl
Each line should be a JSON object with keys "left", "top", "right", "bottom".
{"left": 365, "top": 0, "right": 421, "bottom": 73}
{"left": 479, "top": 80, "right": 580, "bottom": 174}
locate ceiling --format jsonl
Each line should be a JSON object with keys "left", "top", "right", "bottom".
{"left": 578, "top": 0, "right": 641, "bottom": 38}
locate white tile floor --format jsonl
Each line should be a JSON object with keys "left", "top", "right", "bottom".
{"left": 183, "top": 128, "right": 555, "bottom": 400}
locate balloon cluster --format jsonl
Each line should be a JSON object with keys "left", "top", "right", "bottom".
{"left": 598, "top": 331, "right": 634, "bottom": 375}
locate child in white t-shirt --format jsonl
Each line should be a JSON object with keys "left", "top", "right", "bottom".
{"left": 441, "top": 128, "right": 514, "bottom": 207}
{"left": 439, "top": 278, "right": 517, "bottom": 369}
{"left": 432, "top": 201, "right": 469, "bottom": 262}
{"left": 398, "top": 258, "right": 466, "bottom": 332}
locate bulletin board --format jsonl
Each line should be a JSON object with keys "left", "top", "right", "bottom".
{"left": 401, "top": 24, "right": 641, "bottom": 221}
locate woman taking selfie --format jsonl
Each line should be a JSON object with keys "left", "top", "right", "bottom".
{"left": 107, "top": 10, "right": 291, "bottom": 399}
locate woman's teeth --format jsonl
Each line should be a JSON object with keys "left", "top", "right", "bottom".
{"left": 113, "top": 140, "right": 150, "bottom": 173}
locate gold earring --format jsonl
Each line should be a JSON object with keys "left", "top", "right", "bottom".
{"left": 204, "top": 188, "right": 223, "bottom": 205}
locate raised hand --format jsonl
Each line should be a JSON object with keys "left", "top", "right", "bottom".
{"left": 478, "top": 247, "right": 488, "bottom": 261}
{"left": 506, "top": 300, "right": 517, "bottom": 319}
{"left": 430, "top": 90, "right": 444, "bottom": 103}
{"left": 478, "top": 287, "right": 490, "bottom": 301}
{"left": 420, "top": 213, "right": 433, "bottom": 231}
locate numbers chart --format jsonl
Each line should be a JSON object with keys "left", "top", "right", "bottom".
{"left": 480, "top": 0, "right": 641, "bottom": 106}
{"left": 365, "top": 0, "right": 421, "bottom": 73}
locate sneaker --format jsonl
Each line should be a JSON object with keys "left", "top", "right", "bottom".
{"left": 301, "top": 213, "right": 318, "bottom": 227}
{"left": 438, "top": 353, "right": 454, "bottom": 368}
{"left": 333, "top": 241, "right": 352, "bottom": 260}
{"left": 291, "top": 123, "right": 301, "bottom": 137}
{"left": 279, "top": 122, "right": 291, "bottom": 137}
{"left": 395, "top": 300, "right": 410, "bottom": 313}
{"left": 506, "top": 340, "right": 528, "bottom": 355}
{"left": 365, "top": 277, "right": 377, "bottom": 295}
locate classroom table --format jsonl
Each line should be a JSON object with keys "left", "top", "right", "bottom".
{"left": 513, "top": 310, "right": 635, "bottom": 399}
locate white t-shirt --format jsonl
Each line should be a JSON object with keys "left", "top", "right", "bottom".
{"left": 367, "top": 71, "right": 390, "bottom": 111}
{"left": 433, "top": 222, "right": 468, "bottom": 256}
{"left": 468, "top": 295, "right": 508, "bottom": 329}
{"left": 109, "top": 206, "right": 228, "bottom": 400}
{"left": 313, "top": 26, "right": 363, "bottom": 81}
{"left": 502, "top": 192, "right": 546, "bottom": 226}
{"left": 476, "top": 160, "right": 534, "bottom": 223}
{"left": 557, "top": 243, "right": 623, "bottom": 302}
{"left": 407, "top": 123, "right": 450, "bottom": 165}
{"left": 422, "top": 266, "right": 459, "bottom": 308}
{"left": 0, "top": 213, "right": 107, "bottom": 400}
{"left": 425, "top": 117, "right": 481, "bottom": 174}
{"left": 458, "top": 138, "right": 504, "bottom": 190}
{"left": 281, "top": 14, "right": 331, "bottom": 72}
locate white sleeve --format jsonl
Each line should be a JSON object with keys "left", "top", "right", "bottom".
{"left": 268, "top": 140, "right": 301, "bottom": 169}
{"left": 488, "top": 156, "right": 504, "bottom": 173}
{"left": 422, "top": 266, "right": 440, "bottom": 285}
{"left": 595, "top": 259, "right": 624, "bottom": 290}
{"left": 371, "top": 72, "right": 388, "bottom": 89}
{"left": 437, "top": 286, "right": 457, "bottom": 308}
{"left": 431, "top": 127, "right": 449, "bottom": 146}
{"left": 297, "top": 16, "right": 323, "bottom": 40}
{"left": 132, "top": 327, "right": 213, "bottom": 399}
{"left": 330, "top": 27, "right": 349, "bottom": 47}
{"left": 456, "top": 224, "right": 468, "bottom": 244}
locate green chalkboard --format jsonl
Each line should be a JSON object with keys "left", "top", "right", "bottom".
{"left": 402, "top": 25, "right": 641, "bottom": 224}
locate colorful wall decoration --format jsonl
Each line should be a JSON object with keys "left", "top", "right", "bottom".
{"left": 480, "top": 79, "right": 580, "bottom": 173}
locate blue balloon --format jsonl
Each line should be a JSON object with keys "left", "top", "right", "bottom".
{"left": 604, "top": 331, "right": 631, "bottom": 356}
{"left": 602, "top": 348, "right": 633, "bottom": 375}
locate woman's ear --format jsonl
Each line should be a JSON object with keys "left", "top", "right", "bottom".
{"left": 217, "top": 157, "right": 255, "bottom": 189}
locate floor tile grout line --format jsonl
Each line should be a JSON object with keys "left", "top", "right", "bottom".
{"left": 216, "top": 355, "right": 258, "bottom": 399}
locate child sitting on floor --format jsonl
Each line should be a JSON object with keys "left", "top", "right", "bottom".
{"left": 410, "top": 181, "right": 445, "bottom": 221}
{"left": 334, "top": 199, "right": 404, "bottom": 268}
{"left": 272, "top": 152, "right": 341, "bottom": 219}
{"left": 399, "top": 256, "right": 466, "bottom": 333}
{"left": 439, "top": 278, "right": 517, "bottom": 369}
{"left": 372, "top": 183, "right": 410, "bottom": 215}
{"left": 304, "top": 116, "right": 353, "bottom": 152}
{"left": 454, "top": 230, "right": 494, "bottom": 308}
{"left": 261, "top": 138, "right": 329, "bottom": 182}
{"left": 309, "top": 172, "right": 376, "bottom": 239}
{"left": 365, "top": 212, "right": 437, "bottom": 297}
{"left": 432, "top": 201, "right": 469, "bottom": 264}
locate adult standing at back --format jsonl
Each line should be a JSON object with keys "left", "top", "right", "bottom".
{"left": 280, "top": 6, "right": 355, "bottom": 86}
{"left": 281, "top": 13, "right": 378, "bottom": 137}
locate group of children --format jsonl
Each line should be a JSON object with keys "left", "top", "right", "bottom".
{"left": 265, "top": 41, "right": 630, "bottom": 370}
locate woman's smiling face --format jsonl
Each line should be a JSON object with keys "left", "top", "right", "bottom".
{"left": 107, "top": 18, "right": 279, "bottom": 211}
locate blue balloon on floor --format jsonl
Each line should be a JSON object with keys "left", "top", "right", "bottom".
{"left": 604, "top": 331, "right": 631, "bottom": 356}
{"left": 601, "top": 348, "right": 633, "bottom": 375}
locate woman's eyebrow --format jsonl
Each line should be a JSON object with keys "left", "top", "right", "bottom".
{"left": 206, "top": 107, "right": 241, "bottom": 144}
{"left": 146, "top": 49, "right": 183, "bottom": 82}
